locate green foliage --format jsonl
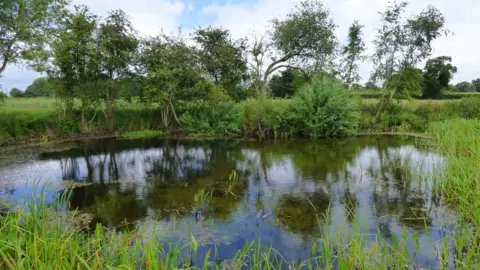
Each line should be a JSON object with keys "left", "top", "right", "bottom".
{"left": 49, "top": 5, "right": 100, "bottom": 118}
{"left": 0, "top": 92, "right": 7, "bottom": 102}
{"left": 472, "top": 79, "right": 480, "bottom": 92}
{"left": 459, "top": 97, "right": 480, "bottom": 119}
{"left": 193, "top": 26, "right": 248, "bottom": 97}
{"left": 455, "top": 81, "right": 476, "bottom": 92}
{"left": 371, "top": 2, "right": 447, "bottom": 119}
{"left": 341, "top": 20, "right": 366, "bottom": 87}
{"left": 180, "top": 101, "right": 240, "bottom": 136}
{"left": 9, "top": 88, "right": 24, "bottom": 98}
{"left": 239, "top": 98, "right": 291, "bottom": 138}
{"left": 252, "top": 0, "right": 337, "bottom": 96}
{"left": 24, "top": 78, "right": 52, "bottom": 97}
{"left": 269, "top": 68, "right": 308, "bottom": 98}
{"left": 0, "top": 112, "right": 55, "bottom": 142}
{"left": 290, "top": 76, "right": 360, "bottom": 137}
{"left": 388, "top": 67, "right": 424, "bottom": 99}
{"left": 422, "top": 56, "right": 457, "bottom": 99}
{"left": 122, "top": 130, "right": 168, "bottom": 139}
{"left": 0, "top": 0, "right": 68, "bottom": 74}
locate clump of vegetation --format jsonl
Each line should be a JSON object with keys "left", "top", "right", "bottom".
{"left": 122, "top": 130, "right": 168, "bottom": 139}
{"left": 240, "top": 98, "right": 291, "bottom": 138}
{"left": 459, "top": 97, "right": 480, "bottom": 119}
{"left": 180, "top": 101, "right": 241, "bottom": 136}
{"left": 290, "top": 76, "right": 360, "bottom": 137}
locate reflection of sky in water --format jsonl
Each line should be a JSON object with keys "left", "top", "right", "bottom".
{"left": 0, "top": 138, "right": 456, "bottom": 268}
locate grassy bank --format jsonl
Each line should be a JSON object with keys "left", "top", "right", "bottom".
{"left": 1, "top": 94, "right": 480, "bottom": 145}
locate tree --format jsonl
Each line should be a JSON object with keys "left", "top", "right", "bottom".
{"left": 269, "top": 68, "right": 309, "bottom": 98}
{"left": 388, "top": 67, "right": 424, "bottom": 99}
{"left": 250, "top": 0, "right": 337, "bottom": 96}
{"left": 0, "top": 0, "right": 68, "bottom": 75}
{"left": 455, "top": 81, "right": 476, "bottom": 92}
{"left": 269, "top": 69, "right": 296, "bottom": 98}
{"left": 10, "top": 87, "right": 24, "bottom": 98}
{"left": 193, "top": 27, "right": 248, "bottom": 99}
{"left": 341, "top": 21, "right": 366, "bottom": 87}
{"left": 371, "top": 2, "right": 448, "bottom": 121}
{"left": 24, "top": 77, "right": 52, "bottom": 97}
{"left": 98, "top": 9, "right": 138, "bottom": 122}
{"left": 140, "top": 33, "right": 202, "bottom": 129}
{"left": 422, "top": 56, "right": 457, "bottom": 98}
{"left": 49, "top": 6, "right": 101, "bottom": 123}
{"left": 472, "top": 78, "right": 480, "bottom": 92}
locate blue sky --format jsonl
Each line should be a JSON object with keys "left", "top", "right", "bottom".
{"left": 2, "top": 0, "right": 480, "bottom": 93}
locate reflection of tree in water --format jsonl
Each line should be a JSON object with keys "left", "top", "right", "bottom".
{"left": 63, "top": 139, "right": 250, "bottom": 225}
{"left": 368, "top": 145, "right": 433, "bottom": 230}
{"left": 275, "top": 190, "right": 330, "bottom": 236}
{"left": 67, "top": 184, "right": 148, "bottom": 229}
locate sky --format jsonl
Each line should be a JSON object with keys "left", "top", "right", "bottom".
{"left": 1, "top": 0, "right": 479, "bottom": 92}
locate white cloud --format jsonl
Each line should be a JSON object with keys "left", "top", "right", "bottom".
{"left": 2, "top": 0, "right": 479, "bottom": 92}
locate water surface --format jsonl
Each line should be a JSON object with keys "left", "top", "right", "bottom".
{"left": 0, "top": 137, "right": 453, "bottom": 267}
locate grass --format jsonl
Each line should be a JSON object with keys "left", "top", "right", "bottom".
{"left": 0, "top": 186, "right": 478, "bottom": 269}
{"left": 0, "top": 98, "right": 56, "bottom": 113}
{"left": 428, "top": 119, "right": 480, "bottom": 228}
{"left": 122, "top": 130, "right": 168, "bottom": 139}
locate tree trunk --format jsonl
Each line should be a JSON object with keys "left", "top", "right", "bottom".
{"left": 0, "top": 58, "right": 7, "bottom": 74}
{"left": 106, "top": 87, "right": 114, "bottom": 123}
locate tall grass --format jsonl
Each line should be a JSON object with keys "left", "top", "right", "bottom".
{"left": 2, "top": 181, "right": 480, "bottom": 269}
{"left": 429, "top": 119, "right": 480, "bottom": 229}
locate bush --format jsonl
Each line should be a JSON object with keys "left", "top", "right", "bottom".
{"left": 290, "top": 77, "right": 360, "bottom": 137}
{"left": 459, "top": 97, "right": 480, "bottom": 119}
{"left": 239, "top": 98, "right": 291, "bottom": 138}
{"left": 180, "top": 101, "right": 241, "bottom": 136}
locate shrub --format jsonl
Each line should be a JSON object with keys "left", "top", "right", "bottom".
{"left": 180, "top": 101, "right": 241, "bottom": 136}
{"left": 239, "top": 98, "right": 291, "bottom": 138}
{"left": 459, "top": 97, "right": 480, "bottom": 119}
{"left": 290, "top": 76, "right": 360, "bottom": 137}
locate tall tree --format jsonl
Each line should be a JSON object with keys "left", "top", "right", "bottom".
{"left": 341, "top": 21, "right": 366, "bottom": 88}
{"left": 193, "top": 27, "right": 248, "bottom": 99}
{"left": 140, "top": 32, "right": 201, "bottom": 129}
{"left": 422, "top": 56, "right": 457, "bottom": 98}
{"left": 98, "top": 9, "right": 138, "bottom": 122}
{"left": 250, "top": 0, "right": 337, "bottom": 96}
{"left": 371, "top": 2, "right": 448, "bottom": 120}
{"left": 472, "top": 78, "right": 480, "bottom": 92}
{"left": 0, "top": 0, "right": 68, "bottom": 74}
{"left": 49, "top": 5, "right": 100, "bottom": 123}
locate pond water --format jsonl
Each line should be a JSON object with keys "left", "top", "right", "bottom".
{"left": 0, "top": 137, "right": 455, "bottom": 267}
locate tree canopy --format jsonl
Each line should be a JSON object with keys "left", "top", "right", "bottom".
{"left": 422, "top": 56, "right": 457, "bottom": 98}
{"left": 24, "top": 77, "right": 52, "bottom": 97}
{"left": 0, "top": 0, "right": 68, "bottom": 74}
{"left": 9, "top": 87, "right": 24, "bottom": 98}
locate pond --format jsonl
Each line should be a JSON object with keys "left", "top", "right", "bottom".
{"left": 0, "top": 137, "right": 455, "bottom": 268}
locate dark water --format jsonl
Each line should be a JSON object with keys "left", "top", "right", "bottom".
{"left": 0, "top": 137, "right": 455, "bottom": 267}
